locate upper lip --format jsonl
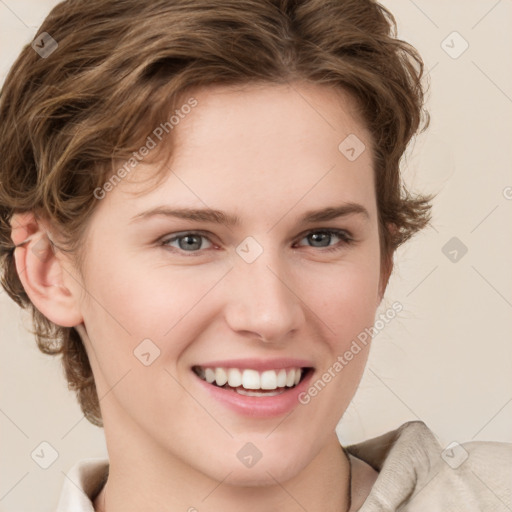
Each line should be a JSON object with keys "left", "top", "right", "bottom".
{"left": 193, "top": 358, "right": 315, "bottom": 372}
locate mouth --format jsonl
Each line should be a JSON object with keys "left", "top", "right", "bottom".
{"left": 192, "top": 365, "right": 314, "bottom": 397}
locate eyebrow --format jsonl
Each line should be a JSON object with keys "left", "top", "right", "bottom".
{"left": 129, "top": 202, "right": 370, "bottom": 226}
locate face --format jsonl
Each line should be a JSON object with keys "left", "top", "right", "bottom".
{"left": 66, "top": 82, "right": 385, "bottom": 485}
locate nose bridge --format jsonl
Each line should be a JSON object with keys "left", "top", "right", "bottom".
{"left": 224, "top": 241, "right": 304, "bottom": 341}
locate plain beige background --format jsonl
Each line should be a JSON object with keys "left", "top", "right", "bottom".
{"left": 1, "top": 1, "right": 511, "bottom": 510}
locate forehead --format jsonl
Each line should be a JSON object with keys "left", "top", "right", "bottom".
{"left": 171, "top": 81, "right": 370, "bottom": 165}
{"left": 96, "top": 82, "right": 376, "bottom": 222}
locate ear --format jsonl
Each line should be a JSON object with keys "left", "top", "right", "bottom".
{"left": 10, "top": 212, "right": 84, "bottom": 327}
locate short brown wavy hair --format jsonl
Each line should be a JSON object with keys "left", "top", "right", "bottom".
{"left": 0, "top": 0, "right": 432, "bottom": 427}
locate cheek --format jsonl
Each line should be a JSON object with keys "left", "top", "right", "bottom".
{"left": 294, "top": 257, "right": 380, "bottom": 426}
{"left": 79, "top": 254, "right": 228, "bottom": 376}
{"left": 83, "top": 247, "right": 210, "bottom": 334}
{"left": 296, "top": 249, "right": 381, "bottom": 341}
{"left": 78, "top": 261, "right": 213, "bottom": 428}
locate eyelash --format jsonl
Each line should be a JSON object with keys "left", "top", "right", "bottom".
{"left": 159, "top": 229, "right": 354, "bottom": 256}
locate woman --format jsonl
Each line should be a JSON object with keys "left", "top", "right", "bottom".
{"left": 0, "top": 1, "right": 510, "bottom": 511}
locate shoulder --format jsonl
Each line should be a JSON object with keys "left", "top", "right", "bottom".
{"left": 56, "top": 458, "right": 109, "bottom": 512}
{"left": 345, "top": 421, "right": 511, "bottom": 512}
{"left": 433, "top": 437, "right": 512, "bottom": 511}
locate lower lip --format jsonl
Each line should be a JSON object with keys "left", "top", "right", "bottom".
{"left": 193, "top": 370, "right": 314, "bottom": 418}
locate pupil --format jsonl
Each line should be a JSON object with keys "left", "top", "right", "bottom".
{"left": 310, "top": 232, "right": 330, "bottom": 247}
{"left": 180, "top": 235, "right": 201, "bottom": 251}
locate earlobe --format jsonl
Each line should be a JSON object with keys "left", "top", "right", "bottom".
{"left": 10, "top": 212, "right": 84, "bottom": 328}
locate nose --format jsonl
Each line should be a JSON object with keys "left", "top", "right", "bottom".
{"left": 222, "top": 246, "right": 306, "bottom": 343}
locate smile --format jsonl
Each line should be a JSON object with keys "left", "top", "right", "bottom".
{"left": 192, "top": 366, "right": 312, "bottom": 397}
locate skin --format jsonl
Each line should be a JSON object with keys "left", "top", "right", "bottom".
{"left": 11, "top": 82, "right": 389, "bottom": 512}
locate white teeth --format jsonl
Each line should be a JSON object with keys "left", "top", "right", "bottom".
{"left": 242, "top": 369, "right": 260, "bottom": 390}
{"left": 227, "top": 368, "right": 243, "bottom": 387}
{"left": 286, "top": 369, "right": 296, "bottom": 387}
{"left": 215, "top": 368, "right": 228, "bottom": 386}
{"left": 195, "top": 366, "right": 305, "bottom": 391}
{"left": 205, "top": 368, "right": 216, "bottom": 384}
{"left": 276, "top": 369, "right": 287, "bottom": 387}
{"left": 260, "top": 370, "right": 277, "bottom": 390}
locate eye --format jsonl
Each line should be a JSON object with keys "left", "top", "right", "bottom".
{"left": 295, "top": 229, "right": 353, "bottom": 251}
{"left": 161, "top": 231, "right": 214, "bottom": 252}
{"left": 159, "top": 228, "right": 354, "bottom": 256}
